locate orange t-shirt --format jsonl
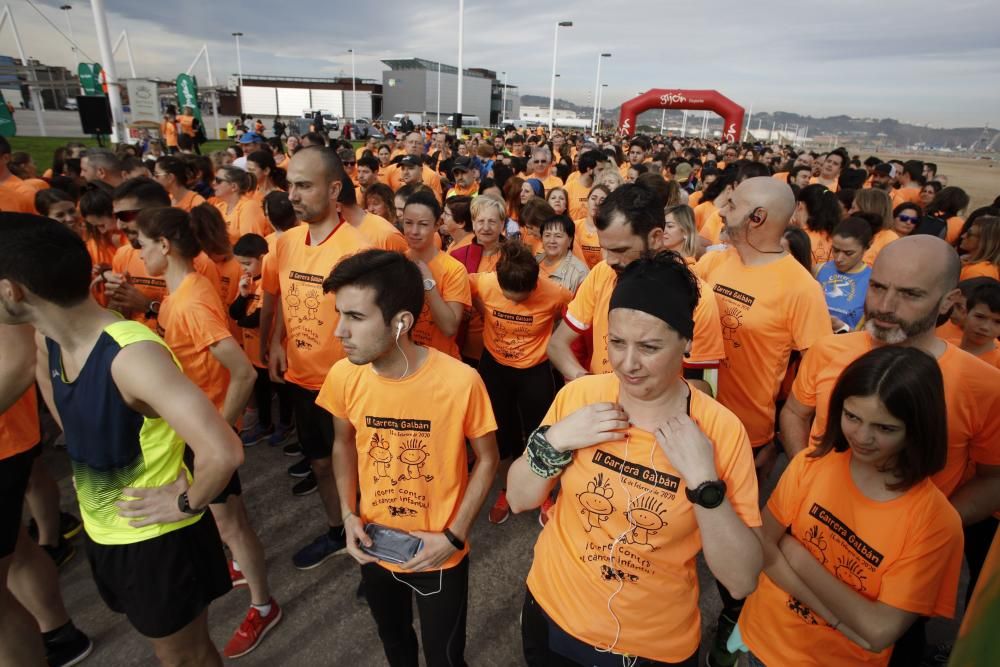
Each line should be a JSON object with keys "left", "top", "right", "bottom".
{"left": 85, "top": 235, "right": 120, "bottom": 268}
{"left": 960, "top": 261, "right": 999, "bottom": 282}
{"left": 316, "top": 348, "right": 497, "bottom": 573}
{"left": 406, "top": 250, "right": 470, "bottom": 359}
{"left": 111, "top": 246, "right": 221, "bottom": 328}
{"left": 215, "top": 196, "right": 269, "bottom": 245}
{"left": 527, "top": 374, "right": 761, "bottom": 662}
{"left": 891, "top": 186, "right": 921, "bottom": 208}
{"left": 0, "top": 176, "right": 38, "bottom": 213}
{"left": 936, "top": 320, "right": 964, "bottom": 345}
{"left": 693, "top": 201, "right": 717, "bottom": 232}
{"left": 701, "top": 210, "right": 725, "bottom": 245}
{"left": 160, "top": 120, "right": 178, "bottom": 147}
{"left": 527, "top": 173, "right": 564, "bottom": 193}
{"left": 447, "top": 183, "right": 479, "bottom": 199}
{"left": 0, "top": 387, "right": 40, "bottom": 459}
{"left": 791, "top": 332, "right": 1000, "bottom": 497}
{"left": 694, "top": 249, "right": 830, "bottom": 446}
{"left": 470, "top": 272, "right": 570, "bottom": 369}
{"left": 174, "top": 190, "right": 206, "bottom": 213}
{"left": 805, "top": 229, "right": 833, "bottom": 267}
{"left": 566, "top": 261, "right": 726, "bottom": 374}
{"left": 446, "top": 233, "right": 474, "bottom": 254}
{"left": 809, "top": 176, "right": 840, "bottom": 193}
{"left": 572, "top": 218, "right": 603, "bottom": 269}
{"left": 862, "top": 229, "right": 899, "bottom": 267}
{"left": 157, "top": 272, "right": 234, "bottom": 410}
{"left": 261, "top": 222, "right": 370, "bottom": 390}
{"left": 973, "top": 345, "right": 1000, "bottom": 370}
{"left": 945, "top": 216, "right": 965, "bottom": 245}
{"left": 687, "top": 190, "right": 705, "bottom": 209}
{"left": 564, "top": 178, "right": 591, "bottom": 221}
{"left": 240, "top": 278, "right": 265, "bottom": 370}
{"left": 385, "top": 163, "right": 444, "bottom": 201}
{"left": 770, "top": 171, "right": 789, "bottom": 183}
{"left": 739, "top": 450, "right": 964, "bottom": 667}
{"left": 356, "top": 212, "right": 408, "bottom": 253}
{"left": 449, "top": 249, "right": 501, "bottom": 362}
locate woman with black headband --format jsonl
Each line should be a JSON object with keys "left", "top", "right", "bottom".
{"left": 507, "top": 251, "right": 763, "bottom": 666}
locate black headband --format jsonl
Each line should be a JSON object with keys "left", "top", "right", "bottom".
{"left": 609, "top": 265, "right": 696, "bottom": 340}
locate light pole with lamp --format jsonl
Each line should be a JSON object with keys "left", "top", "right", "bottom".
{"left": 231, "top": 32, "right": 243, "bottom": 115}
{"left": 500, "top": 70, "right": 507, "bottom": 125}
{"left": 596, "top": 83, "right": 608, "bottom": 133}
{"left": 590, "top": 52, "right": 610, "bottom": 134}
{"left": 348, "top": 48, "right": 356, "bottom": 123}
{"left": 60, "top": 5, "right": 75, "bottom": 60}
{"left": 547, "top": 20, "right": 572, "bottom": 133}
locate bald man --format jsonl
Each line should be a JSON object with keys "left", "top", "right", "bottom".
{"left": 696, "top": 176, "right": 831, "bottom": 666}
{"left": 385, "top": 133, "right": 443, "bottom": 200}
{"left": 780, "top": 234, "right": 1000, "bottom": 665}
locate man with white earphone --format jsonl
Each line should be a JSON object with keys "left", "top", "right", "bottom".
{"left": 316, "top": 249, "right": 498, "bottom": 667}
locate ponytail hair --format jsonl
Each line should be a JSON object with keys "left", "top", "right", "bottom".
{"left": 247, "top": 150, "right": 287, "bottom": 190}
{"left": 136, "top": 204, "right": 232, "bottom": 260}
{"left": 219, "top": 165, "right": 255, "bottom": 195}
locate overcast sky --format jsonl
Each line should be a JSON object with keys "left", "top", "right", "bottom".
{"left": 13, "top": 0, "right": 1000, "bottom": 128}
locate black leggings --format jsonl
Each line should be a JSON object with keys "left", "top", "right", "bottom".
{"left": 253, "top": 366, "right": 292, "bottom": 429}
{"left": 521, "top": 589, "right": 698, "bottom": 667}
{"left": 360, "top": 556, "right": 469, "bottom": 667}
{"left": 478, "top": 350, "right": 560, "bottom": 461}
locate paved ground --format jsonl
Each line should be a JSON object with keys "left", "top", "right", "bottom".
{"left": 39, "top": 423, "right": 963, "bottom": 666}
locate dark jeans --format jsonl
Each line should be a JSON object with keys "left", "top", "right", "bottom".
{"left": 478, "top": 350, "right": 559, "bottom": 461}
{"left": 360, "top": 556, "right": 469, "bottom": 667}
{"left": 252, "top": 366, "right": 292, "bottom": 429}
{"left": 521, "top": 589, "right": 698, "bottom": 667}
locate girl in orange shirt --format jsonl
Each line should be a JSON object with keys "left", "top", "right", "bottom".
{"left": 572, "top": 184, "right": 608, "bottom": 270}
{"left": 246, "top": 150, "right": 287, "bottom": 203}
{"left": 734, "top": 346, "right": 964, "bottom": 667}
{"left": 925, "top": 186, "right": 970, "bottom": 245}
{"left": 135, "top": 206, "right": 281, "bottom": 658}
{"left": 793, "top": 184, "right": 842, "bottom": 269}
{"left": 850, "top": 188, "right": 897, "bottom": 267}
{"left": 958, "top": 216, "right": 1000, "bottom": 281}
{"left": 473, "top": 241, "right": 571, "bottom": 525}
{"left": 212, "top": 166, "right": 269, "bottom": 244}
{"left": 663, "top": 204, "right": 700, "bottom": 261}
{"left": 154, "top": 156, "right": 205, "bottom": 212}
{"left": 441, "top": 195, "right": 474, "bottom": 252}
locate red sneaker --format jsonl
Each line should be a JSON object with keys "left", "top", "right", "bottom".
{"left": 223, "top": 600, "right": 283, "bottom": 659}
{"left": 228, "top": 560, "right": 247, "bottom": 588}
{"left": 539, "top": 497, "right": 555, "bottom": 527}
{"left": 488, "top": 489, "right": 511, "bottom": 525}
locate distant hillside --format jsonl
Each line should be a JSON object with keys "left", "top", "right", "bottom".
{"left": 520, "top": 95, "right": 995, "bottom": 149}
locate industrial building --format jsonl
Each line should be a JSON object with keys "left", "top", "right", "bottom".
{"left": 235, "top": 74, "right": 382, "bottom": 120}
{"left": 381, "top": 58, "right": 518, "bottom": 126}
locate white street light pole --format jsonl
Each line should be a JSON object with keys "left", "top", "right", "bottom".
{"left": 232, "top": 32, "right": 243, "bottom": 114}
{"left": 60, "top": 5, "right": 75, "bottom": 61}
{"left": 500, "top": 70, "right": 507, "bottom": 124}
{"left": 591, "top": 52, "right": 609, "bottom": 134}
{"left": 456, "top": 0, "right": 464, "bottom": 135}
{"left": 348, "top": 48, "right": 356, "bottom": 123}
{"left": 548, "top": 20, "right": 572, "bottom": 133}
{"left": 90, "top": 0, "right": 124, "bottom": 143}
{"left": 436, "top": 61, "right": 441, "bottom": 125}
{"left": 1, "top": 6, "right": 46, "bottom": 135}
{"left": 596, "top": 83, "right": 607, "bottom": 133}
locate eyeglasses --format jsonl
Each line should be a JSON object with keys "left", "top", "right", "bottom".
{"left": 214, "top": 177, "right": 231, "bottom": 184}
{"left": 897, "top": 214, "right": 919, "bottom": 223}
{"left": 344, "top": 161, "right": 356, "bottom": 166}
{"left": 114, "top": 209, "right": 142, "bottom": 222}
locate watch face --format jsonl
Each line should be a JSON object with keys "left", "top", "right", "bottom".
{"left": 700, "top": 483, "right": 725, "bottom": 508}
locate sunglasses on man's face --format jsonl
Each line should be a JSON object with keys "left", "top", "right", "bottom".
{"left": 114, "top": 209, "right": 142, "bottom": 222}
{"left": 898, "top": 214, "right": 919, "bottom": 223}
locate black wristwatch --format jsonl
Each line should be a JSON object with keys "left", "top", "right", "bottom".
{"left": 177, "top": 491, "right": 203, "bottom": 516}
{"left": 685, "top": 480, "right": 728, "bottom": 509}
{"left": 443, "top": 528, "right": 465, "bottom": 550}
{"left": 145, "top": 300, "right": 160, "bottom": 320}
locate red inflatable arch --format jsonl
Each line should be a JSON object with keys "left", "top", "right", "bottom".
{"left": 617, "top": 89, "right": 745, "bottom": 143}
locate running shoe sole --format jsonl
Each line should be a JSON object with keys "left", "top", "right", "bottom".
{"left": 488, "top": 511, "right": 510, "bottom": 525}
{"left": 50, "top": 637, "right": 93, "bottom": 667}
{"left": 225, "top": 607, "right": 283, "bottom": 659}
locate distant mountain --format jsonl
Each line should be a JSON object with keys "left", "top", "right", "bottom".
{"left": 519, "top": 95, "right": 994, "bottom": 149}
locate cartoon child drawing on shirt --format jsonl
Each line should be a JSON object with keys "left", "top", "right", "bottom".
{"left": 369, "top": 433, "right": 392, "bottom": 483}
{"left": 577, "top": 473, "right": 615, "bottom": 532}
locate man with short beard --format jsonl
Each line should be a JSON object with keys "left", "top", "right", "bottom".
{"left": 779, "top": 234, "right": 1000, "bottom": 665}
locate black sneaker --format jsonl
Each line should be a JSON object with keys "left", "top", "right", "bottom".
{"left": 292, "top": 529, "right": 347, "bottom": 570}
{"left": 43, "top": 538, "right": 76, "bottom": 569}
{"left": 44, "top": 623, "right": 93, "bottom": 667}
{"left": 292, "top": 472, "right": 317, "bottom": 496}
{"left": 287, "top": 458, "right": 311, "bottom": 478}
{"left": 706, "top": 612, "right": 740, "bottom": 667}
{"left": 283, "top": 442, "right": 302, "bottom": 457}
{"left": 28, "top": 512, "right": 83, "bottom": 543}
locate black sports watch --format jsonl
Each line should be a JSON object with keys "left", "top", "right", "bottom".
{"left": 685, "top": 480, "right": 727, "bottom": 509}
{"left": 177, "top": 491, "right": 203, "bottom": 516}
{"left": 443, "top": 528, "right": 465, "bottom": 551}
{"left": 145, "top": 300, "right": 160, "bottom": 320}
